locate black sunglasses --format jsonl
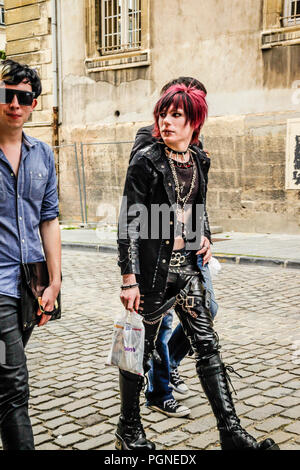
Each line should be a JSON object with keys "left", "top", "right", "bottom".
{"left": 0, "top": 88, "right": 35, "bottom": 106}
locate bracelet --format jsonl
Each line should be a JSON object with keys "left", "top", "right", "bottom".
{"left": 120, "top": 283, "right": 139, "bottom": 290}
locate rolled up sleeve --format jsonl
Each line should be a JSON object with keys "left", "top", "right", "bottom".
{"left": 40, "top": 149, "right": 59, "bottom": 222}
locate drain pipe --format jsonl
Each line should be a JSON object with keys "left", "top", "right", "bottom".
{"left": 51, "top": 0, "right": 60, "bottom": 195}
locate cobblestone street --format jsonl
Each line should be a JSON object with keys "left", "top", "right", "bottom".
{"left": 3, "top": 249, "right": 299, "bottom": 451}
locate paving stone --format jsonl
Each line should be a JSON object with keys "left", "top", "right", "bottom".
{"left": 280, "top": 441, "right": 300, "bottom": 450}
{"left": 183, "top": 416, "right": 216, "bottom": 434}
{"left": 268, "top": 430, "right": 294, "bottom": 444}
{"left": 52, "top": 423, "right": 82, "bottom": 437}
{"left": 43, "top": 415, "right": 74, "bottom": 430}
{"left": 244, "top": 404, "right": 283, "bottom": 420}
{"left": 150, "top": 417, "right": 190, "bottom": 434}
{"left": 274, "top": 396, "right": 299, "bottom": 408}
{"left": 186, "top": 430, "right": 219, "bottom": 449}
{"left": 280, "top": 405, "right": 300, "bottom": 419}
{"left": 62, "top": 398, "right": 96, "bottom": 412}
{"left": 154, "top": 431, "right": 188, "bottom": 448}
{"left": 35, "top": 442, "right": 62, "bottom": 450}
{"left": 75, "top": 413, "right": 106, "bottom": 428}
{"left": 236, "top": 387, "right": 259, "bottom": 399}
{"left": 30, "top": 394, "right": 54, "bottom": 406}
{"left": 33, "top": 433, "right": 53, "bottom": 446}
{"left": 244, "top": 395, "right": 272, "bottom": 408}
{"left": 69, "top": 389, "right": 95, "bottom": 399}
{"left": 254, "top": 416, "right": 290, "bottom": 433}
{"left": 54, "top": 432, "right": 86, "bottom": 448}
{"left": 254, "top": 380, "right": 277, "bottom": 390}
{"left": 81, "top": 422, "right": 114, "bottom": 437}
{"left": 34, "top": 396, "right": 74, "bottom": 411}
{"left": 68, "top": 406, "right": 100, "bottom": 419}
{"left": 97, "top": 404, "right": 120, "bottom": 418}
{"left": 73, "top": 434, "right": 114, "bottom": 450}
{"left": 38, "top": 410, "right": 64, "bottom": 421}
{"left": 285, "top": 422, "right": 300, "bottom": 435}
{"left": 92, "top": 390, "right": 119, "bottom": 401}
{"left": 32, "top": 425, "right": 48, "bottom": 436}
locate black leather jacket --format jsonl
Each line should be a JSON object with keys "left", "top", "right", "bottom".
{"left": 118, "top": 140, "right": 211, "bottom": 293}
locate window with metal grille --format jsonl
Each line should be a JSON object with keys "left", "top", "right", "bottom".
{"left": 282, "top": 0, "right": 300, "bottom": 26}
{"left": 100, "top": 0, "right": 141, "bottom": 54}
{"left": 0, "top": 1, "right": 5, "bottom": 26}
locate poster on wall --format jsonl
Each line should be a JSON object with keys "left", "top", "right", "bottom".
{"left": 285, "top": 118, "right": 300, "bottom": 190}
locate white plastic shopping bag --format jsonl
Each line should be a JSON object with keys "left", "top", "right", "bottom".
{"left": 208, "top": 257, "right": 221, "bottom": 279}
{"left": 106, "top": 310, "right": 145, "bottom": 376}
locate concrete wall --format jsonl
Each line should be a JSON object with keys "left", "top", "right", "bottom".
{"left": 4, "top": 0, "right": 300, "bottom": 232}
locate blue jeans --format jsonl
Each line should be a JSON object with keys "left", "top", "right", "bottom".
{"left": 145, "top": 255, "right": 218, "bottom": 404}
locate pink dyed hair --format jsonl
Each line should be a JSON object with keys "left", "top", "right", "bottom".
{"left": 153, "top": 84, "right": 208, "bottom": 145}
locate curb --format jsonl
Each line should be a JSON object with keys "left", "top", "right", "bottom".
{"left": 62, "top": 242, "right": 300, "bottom": 269}
{"left": 62, "top": 242, "right": 117, "bottom": 254}
{"left": 213, "top": 254, "right": 300, "bottom": 270}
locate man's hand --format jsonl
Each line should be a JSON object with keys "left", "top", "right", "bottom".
{"left": 196, "top": 236, "right": 212, "bottom": 266}
{"left": 37, "top": 283, "right": 60, "bottom": 327}
{"left": 120, "top": 274, "right": 140, "bottom": 312}
{"left": 120, "top": 286, "right": 140, "bottom": 313}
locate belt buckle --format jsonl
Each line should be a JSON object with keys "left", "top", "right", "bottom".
{"left": 176, "top": 293, "right": 185, "bottom": 305}
{"left": 185, "top": 296, "right": 194, "bottom": 308}
{"left": 170, "top": 252, "right": 186, "bottom": 267}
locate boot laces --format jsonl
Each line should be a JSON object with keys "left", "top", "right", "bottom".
{"left": 221, "top": 365, "right": 243, "bottom": 428}
{"left": 224, "top": 365, "right": 242, "bottom": 396}
{"left": 223, "top": 366, "right": 257, "bottom": 443}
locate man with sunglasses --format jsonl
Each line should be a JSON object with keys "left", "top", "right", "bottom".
{"left": 0, "top": 59, "right": 61, "bottom": 450}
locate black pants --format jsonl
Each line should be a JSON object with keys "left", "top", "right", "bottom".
{"left": 0, "top": 295, "right": 34, "bottom": 450}
{"left": 140, "top": 264, "right": 220, "bottom": 373}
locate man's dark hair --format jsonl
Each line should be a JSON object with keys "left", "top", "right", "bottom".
{"left": 160, "top": 76, "right": 207, "bottom": 96}
{"left": 0, "top": 59, "right": 42, "bottom": 98}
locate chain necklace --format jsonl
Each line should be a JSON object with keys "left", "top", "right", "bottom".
{"left": 166, "top": 148, "right": 197, "bottom": 223}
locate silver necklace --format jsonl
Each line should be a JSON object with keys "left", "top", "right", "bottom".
{"left": 166, "top": 148, "right": 197, "bottom": 222}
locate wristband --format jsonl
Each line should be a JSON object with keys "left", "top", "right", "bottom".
{"left": 121, "top": 283, "right": 139, "bottom": 290}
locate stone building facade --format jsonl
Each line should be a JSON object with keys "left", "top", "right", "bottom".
{"left": 3, "top": 0, "right": 300, "bottom": 233}
{"left": 0, "top": 1, "right": 5, "bottom": 50}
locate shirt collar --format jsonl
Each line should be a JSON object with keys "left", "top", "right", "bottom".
{"left": 22, "top": 132, "right": 37, "bottom": 149}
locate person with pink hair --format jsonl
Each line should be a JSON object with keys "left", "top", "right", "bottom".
{"left": 116, "top": 83, "right": 279, "bottom": 451}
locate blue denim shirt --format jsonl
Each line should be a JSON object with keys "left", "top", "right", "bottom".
{"left": 0, "top": 132, "right": 59, "bottom": 298}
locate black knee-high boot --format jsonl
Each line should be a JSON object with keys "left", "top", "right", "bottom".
{"left": 0, "top": 405, "right": 34, "bottom": 450}
{"left": 197, "top": 355, "right": 280, "bottom": 450}
{"left": 115, "top": 369, "right": 155, "bottom": 450}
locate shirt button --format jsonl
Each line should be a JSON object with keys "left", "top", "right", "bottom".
{"left": 18, "top": 194, "right": 20, "bottom": 198}
{"left": 170, "top": 221, "right": 173, "bottom": 225}
{"left": 22, "top": 239, "right": 25, "bottom": 243}
{"left": 39, "top": 173, "right": 42, "bottom": 177}
{"left": 165, "top": 240, "right": 170, "bottom": 245}
{"left": 161, "top": 165, "right": 165, "bottom": 169}
{"left": 19, "top": 216, "right": 22, "bottom": 220}
{"left": 11, "top": 172, "right": 14, "bottom": 176}
{"left": 162, "top": 259, "right": 166, "bottom": 263}
{"left": 168, "top": 182, "right": 172, "bottom": 186}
